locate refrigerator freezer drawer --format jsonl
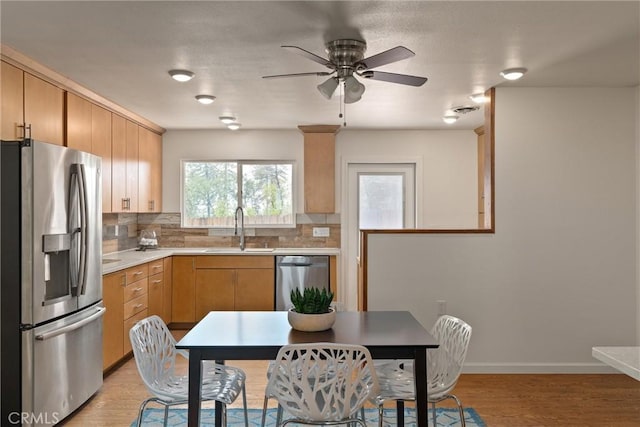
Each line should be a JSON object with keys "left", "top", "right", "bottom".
{"left": 25, "top": 304, "right": 104, "bottom": 426}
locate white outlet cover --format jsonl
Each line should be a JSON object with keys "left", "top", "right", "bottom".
{"left": 313, "top": 227, "right": 330, "bottom": 237}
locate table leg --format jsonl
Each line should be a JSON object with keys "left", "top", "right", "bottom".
{"left": 414, "top": 348, "right": 428, "bottom": 427}
{"left": 187, "top": 350, "right": 203, "bottom": 427}
{"left": 215, "top": 360, "right": 224, "bottom": 427}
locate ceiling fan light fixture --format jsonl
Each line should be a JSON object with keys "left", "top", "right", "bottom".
{"left": 168, "top": 69, "right": 195, "bottom": 82}
{"left": 469, "top": 93, "right": 489, "bottom": 103}
{"left": 219, "top": 116, "right": 236, "bottom": 124}
{"left": 500, "top": 67, "right": 527, "bottom": 80}
{"left": 442, "top": 115, "right": 459, "bottom": 124}
{"left": 195, "top": 95, "right": 216, "bottom": 105}
{"left": 227, "top": 123, "right": 241, "bottom": 130}
{"left": 317, "top": 77, "right": 339, "bottom": 99}
{"left": 344, "top": 75, "right": 365, "bottom": 104}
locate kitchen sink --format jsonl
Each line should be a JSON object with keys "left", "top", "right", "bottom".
{"left": 102, "top": 258, "right": 121, "bottom": 264}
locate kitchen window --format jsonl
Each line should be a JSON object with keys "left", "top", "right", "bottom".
{"left": 181, "top": 160, "right": 294, "bottom": 228}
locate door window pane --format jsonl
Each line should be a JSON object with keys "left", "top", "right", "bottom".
{"left": 359, "top": 174, "right": 404, "bottom": 229}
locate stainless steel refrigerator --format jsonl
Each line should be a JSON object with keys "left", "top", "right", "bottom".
{"left": 1, "top": 139, "right": 104, "bottom": 426}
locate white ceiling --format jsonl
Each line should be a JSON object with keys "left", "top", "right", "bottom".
{"left": 1, "top": 1, "right": 638, "bottom": 131}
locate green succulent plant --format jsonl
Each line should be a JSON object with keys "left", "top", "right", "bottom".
{"left": 290, "top": 287, "right": 334, "bottom": 314}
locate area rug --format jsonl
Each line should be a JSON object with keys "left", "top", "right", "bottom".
{"left": 131, "top": 407, "right": 486, "bottom": 426}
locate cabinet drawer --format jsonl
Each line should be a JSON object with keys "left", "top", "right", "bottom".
{"left": 124, "top": 278, "right": 148, "bottom": 303}
{"left": 123, "top": 309, "right": 148, "bottom": 354}
{"left": 148, "top": 272, "right": 163, "bottom": 287}
{"left": 196, "top": 255, "right": 274, "bottom": 269}
{"left": 148, "top": 259, "right": 164, "bottom": 275}
{"left": 125, "top": 264, "right": 148, "bottom": 283}
{"left": 124, "top": 294, "right": 148, "bottom": 319}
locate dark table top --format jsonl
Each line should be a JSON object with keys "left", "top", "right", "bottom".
{"left": 176, "top": 311, "right": 438, "bottom": 359}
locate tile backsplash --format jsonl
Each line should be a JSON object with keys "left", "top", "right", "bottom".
{"left": 102, "top": 212, "right": 340, "bottom": 253}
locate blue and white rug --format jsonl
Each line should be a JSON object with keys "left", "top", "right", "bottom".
{"left": 131, "top": 407, "right": 486, "bottom": 426}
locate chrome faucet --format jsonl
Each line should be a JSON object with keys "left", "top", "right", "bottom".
{"left": 234, "top": 206, "right": 245, "bottom": 251}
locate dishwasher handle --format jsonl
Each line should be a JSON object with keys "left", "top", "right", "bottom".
{"left": 278, "top": 261, "right": 313, "bottom": 267}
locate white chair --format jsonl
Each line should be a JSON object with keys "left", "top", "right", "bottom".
{"left": 262, "top": 343, "right": 380, "bottom": 427}
{"left": 129, "top": 315, "right": 249, "bottom": 427}
{"left": 375, "top": 315, "right": 472, "bottom": 427}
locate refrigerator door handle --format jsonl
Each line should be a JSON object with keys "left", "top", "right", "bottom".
{"left": 69, "top": 164, "right": 89, "bottom": 296}
{"left": 35, "top": 307, "right": 106, "bottom": 341}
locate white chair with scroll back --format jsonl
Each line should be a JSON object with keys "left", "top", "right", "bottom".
{"left": 129, "top": 315, "right": 249, "bottom": 427}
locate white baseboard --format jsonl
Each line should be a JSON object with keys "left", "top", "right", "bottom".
{"left": 462, "top": 362, "right": 620, "bottom": 374}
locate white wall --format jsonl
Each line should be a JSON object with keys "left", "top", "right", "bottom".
{"left": 162, "top": 130, "right": 303, "bottom": 213}
{"left": 367, "top": 87, "right": 638, "bottom": 372}
{"left": 336, "top": 130, "right": 477, "bottom": 228}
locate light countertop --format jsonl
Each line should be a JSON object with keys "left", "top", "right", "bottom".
{"left": 102, "top": 247, "right": 341, "bottom": 274}
{"left": 592, "top": 346, "right": 640, "bottom": 381}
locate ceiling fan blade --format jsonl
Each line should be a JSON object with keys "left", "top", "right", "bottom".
{"left": 262, "top": 71, "right": 333, "bottom": 79}
{"left": 282, "top": 45, "right": 333, "bottom": 67}
{"left": 358, "top": 46, "right": 415, "bottom": 70}
{"left": 363, "top": 71, "right": 428, "bottom": 87}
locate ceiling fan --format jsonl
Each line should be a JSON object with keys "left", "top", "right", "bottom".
{"left": 262, "top": 39, "right": 428, "bottom": 104}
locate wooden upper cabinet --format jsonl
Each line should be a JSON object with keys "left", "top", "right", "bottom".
{"left": 91, "top": 104, "right": 112, "bottom": 212}
{"left": 126, "top": 120, "right": 140, "bottom": 212}
{"left": 138, "top": 126, "right": 162, "bottom": 213}
{"left": 66, "top": 92, "right": 92, "bottom": 152}
{"left": 24, "top": 72, "right": 64, "bottom": 146}
{"left": 1, "top": 61, "right": 24, "bottom": 140}
{"left": 111, "top": 114, "right": 127, "bottom": 211}
{"left": 299, "top": 125, "right": 339, "bottom": 213}
{"left": 111, "top": 115, "right": 139, "bottom": 212}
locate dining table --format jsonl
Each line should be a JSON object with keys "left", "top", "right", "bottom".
{"left": 176, "top": 310, "right": 439, "bottom": 427}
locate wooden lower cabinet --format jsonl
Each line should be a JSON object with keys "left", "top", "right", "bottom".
{"left": 123, "top": 309, "right": 148, "bottom": 355}
{"left": 162, "top": 257, "right": 172, "bottom": 324}
{"left": 174, "top": 255, "right": 275, "bottom": 323}
{"left": 235, "top": 269, "right": 275, "bottom": 311}
{"left": 171, "top": 256, "right": 196, "bottom": 322}
{"left": 102, "top": 257, "right": 170, "bottom": 371}
{"left": 195, "top": 269, "right": 235, "bottom": 318}
{"left": 148, "top": 272, "right": 164, "bottom": 318}
{"left": 194, "top": 257, "right": 275, "bottom": 321}
{"left": 102, "top": 271, "right": 125, "bottom": 371}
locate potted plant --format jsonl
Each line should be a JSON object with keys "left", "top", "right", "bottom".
{"left": 287, "top": 287, "right": 336, "bottom": 332}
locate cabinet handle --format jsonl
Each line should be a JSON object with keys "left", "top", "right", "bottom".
{"left": 132, "top": 271, "right": 143, "bottom": 276}
{"left": 134, "top": 304, "right": 143, "bottom": 309}
{"left": 133, "top": 287, "right": 143, "bottom": 292}
{"left": 120, "top": 274, "right": 126, "bottom": 287}
{"left": 121, "top": 198, "right": 127, "bottom": 210}
{"left": 152, "top": 265, "right": 161, "bottom": 270}
{"left": 18, "top": 123, "right": 31, "bottom": 139}
{"left": 152, "top": 280, "right": 161, "bottom": 284}
{"left": 148, "top": 200, "right": 155, "bottom": 211}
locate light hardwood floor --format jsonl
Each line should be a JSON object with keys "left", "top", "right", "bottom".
{"left": 61, "top": 332, "right": 640, "bottom": 426}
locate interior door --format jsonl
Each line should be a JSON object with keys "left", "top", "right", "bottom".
{"left": 344, "top": 163, "right": 416, "bottom": 311}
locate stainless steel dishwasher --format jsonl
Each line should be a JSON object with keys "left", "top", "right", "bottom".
{"left": 275, "top": 255, "right": 330, "bottom": 310}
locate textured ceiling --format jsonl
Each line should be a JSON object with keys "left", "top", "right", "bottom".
{"left": 1, "top": 1, "right": 638, "bottom": 131}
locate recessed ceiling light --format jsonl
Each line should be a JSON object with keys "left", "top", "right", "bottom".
{"left": 219, "top": 116, "right": 236, "bottom": 124}
{"left": 442, "top": 115, "right": 459, "bottom": 124}
{"left": 227, "top": 123, "right": 241, "bottom": 130}
{"left": 168, "top": 69, "right": 195, "bottom": 82}
{"left": 469, "top": 93, "right": 489, "bottom": 104}
{"left": 195, "top": 95, "right": 216, "bottom": 105}
{"left": 500, "top": 67, "right": 527, "bottom": 80}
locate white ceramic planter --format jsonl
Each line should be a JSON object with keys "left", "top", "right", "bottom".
{"left": 287, "top": 308, "right": 336, "bottom": 332}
